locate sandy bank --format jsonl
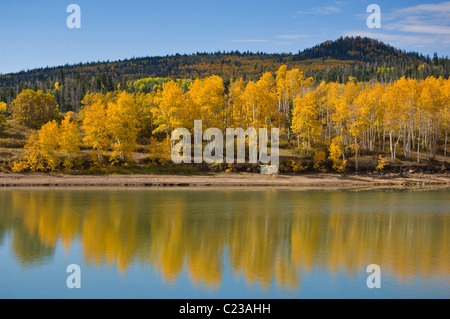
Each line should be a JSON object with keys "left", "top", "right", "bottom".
{"left": 0, "top": 172, "right": 449, "bottom": 188}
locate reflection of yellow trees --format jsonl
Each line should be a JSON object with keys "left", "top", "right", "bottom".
{"left": 81, "top": 193, "right": 141, "bottom": 273}
{"left": 148, "top": 199, "right": 187, "bottom": 282}
{"left": 1, "top": 190, "right": 448, "bottom": 289}
{"left": 8, "top": 191, "right": 79, "bottom": 249}
{"left": 228, "top": 192, "right": 296, "bottom": 289}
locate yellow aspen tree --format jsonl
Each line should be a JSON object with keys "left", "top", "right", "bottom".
{"left": 11, "top": 132, "right": 40, "bottom": 172}
{"left": 227, "top": 78, "right": 246, "bottom": 128}
{"left": 135, "top": 92, "right": 154, "bottom": 138}
{"left": 256, "top": 72, "right": 277, "bottom": 127}
{"left": 383, "top": 81, "right": 407, "bottom": 159}
{"left": 313, "top": 151, "right": 326, "bottom": 171}
{"left": 345, "top": 81, "right": 362, "bottom": 171}
{"left": 324, "top": 82, "right": 340, "bottom": 139}
{"left": 405, "top": 78, "right": 420, "bottom": 159}
{"left": 107, "top": 91, "right": 141, "bottom": 165}
{"left": 276, "top": 65, "right": 289, "bottom": 114}
{"left": 276, "top": 65, "right": 313, "bottom": 138}
{"left": 418, "top": 77, "right": 446, "bottom": 160}
{"left": 59, "top": 112, "right": 80, "bottom": 169}
{"left": 187, "top": 75, "right": 225, "bottom": 129}
{"left": 315, "top": 82, "right": 333, "bottom": 142}
{"left": 391, "top": 78, "right": 419, "bottom": 159}
{"left": 286, "top": 68, "right": 313, "bottom": 101}
{"left": 0, "top": 101, "right": 6, "bottom": 113}
{"left": 355, "top": 83, "right": 385, "bottom": 152}
{"left": 82, "top": 100, "right": 110, "bottom": 163}
{"left": 243, "top": 81, "right": 260, "bottom": 128}
{"left": 329, "top": 136, "right": 347, "bottom": 172}
{"left": 329, "top": 83, "right": 348, "bottom": 161}
{"left": 443, "top": 79, "right": 450, "bottom": 160}
{"left": 292, "top": 91, "right": 321, "bottom": 152}
{"left": 152, "top": 80, "right": 186, "bottom": 136}
{"left": 39, "top": 120, "right": 62, "bottom": 171}
{"left": 15, "top": 120, "right": 61, "bottom": 171}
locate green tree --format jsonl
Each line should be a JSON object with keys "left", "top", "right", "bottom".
{"left": 0, "top": 114, "right": 7, "bottom": 135}
{"left": 10, "top": 89, "right": 59, "bottom": 129}
{"left": 0, "top": 102, "right": 7, "bottom": 135}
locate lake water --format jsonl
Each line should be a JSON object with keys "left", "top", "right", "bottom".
{"left": 0, "top": 188, "right": 448, "bottom": 299}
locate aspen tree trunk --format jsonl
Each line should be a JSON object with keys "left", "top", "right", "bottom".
{"left": 404, "top": 129, "right": 408, "bottom": 158}
{"left": 394, "top": 135, "right": 400, "bottom": 159}
{"left": 433, "top": 132, "right": 437, "bottom": 160}
{"left": 354, "top": 135, "right": 358, "bottom": 172}
{"left": 445, "top": 129, "right": 448, "bottom": 161}
{"left": 308, "top": 131, "right": 311, "bottom": 150}
{"left": 390, "top": 131, "right": 393, "bottom": 159}
{"left": 417, "top": 130, "right": 420, "bottom": 163}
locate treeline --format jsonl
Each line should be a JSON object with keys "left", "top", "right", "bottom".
{"left": 3, "top": 64, "right": 449, "bottom": 173}
{"left": 1, "top": 37, "right": 449, "bottom": 113}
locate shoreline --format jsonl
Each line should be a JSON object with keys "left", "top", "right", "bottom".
{"left": 0, "top": 172, "right": 449, "bottom": 189}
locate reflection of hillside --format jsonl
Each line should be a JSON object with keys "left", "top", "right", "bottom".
{"left": 0, "top": 190, "right": 448, "bottom": 289}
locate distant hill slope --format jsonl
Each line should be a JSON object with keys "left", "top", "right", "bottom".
{"left": 1, "top": 36, "right": 449, "bottom": 111}
{"left": 296, "top": 36, "right": 420, "bottom": 62}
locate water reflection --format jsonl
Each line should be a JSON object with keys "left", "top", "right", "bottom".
{"left": 0, "top": 189, "right": 448, "bottom": 290}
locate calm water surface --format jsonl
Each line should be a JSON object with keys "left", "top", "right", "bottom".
{"left": 0, "top": 188, "right": 448, "bottom": 299}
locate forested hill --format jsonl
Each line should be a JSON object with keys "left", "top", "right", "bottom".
{"left": 1, "top": 36, "right": 449, "bottom": 111}
{"left": 296, "top": 36, "right": 421, "bottom": 62}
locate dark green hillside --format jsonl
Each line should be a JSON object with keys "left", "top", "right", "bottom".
{"left": 1, "top": 36, "right": 449, "bottom": 112}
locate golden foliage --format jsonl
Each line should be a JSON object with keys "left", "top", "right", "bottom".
{"left": 0, "top": 101, "right": 7, "bottom": 113}
{"left": 376, "top": 155, "right": 386, "bottom": 171}
{"left": 313, "top": 151, "right": 326, "bottom": 171}
{"left": 12, "top": 114, "right": 80, "bottom": 172}
{"left": 7, "top": 65, "right": 450, "bottom": 172}
{"left": 329, "top": 137, "right": 346, "bottom": 172}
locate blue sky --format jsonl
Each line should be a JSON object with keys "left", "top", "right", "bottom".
{"left": 0, "top": 0, "right": 449, "bottom": 74}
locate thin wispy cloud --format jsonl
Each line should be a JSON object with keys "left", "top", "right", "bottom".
{"left": 390, "top": 24, "right": 450, "bottom": 35}
{"left": 276, "top": 34, "right": 307, "bottom": 40}
{"left": 398, "top": 1, "right": 450, "bottom": 14}
{"left": 298, "top": 6, "right": 340, "bottom": 15}
{"left": 231, "top": 40, "right": 271, "bottom": 43}
{"left": 348, "top": 1, "right": 450, "bottom": 53}
{"left": 384, "top": 1, "right": 450, "bottom": 34}
{"left": 231, "top": 39, "right": 293, "bottom": 45}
